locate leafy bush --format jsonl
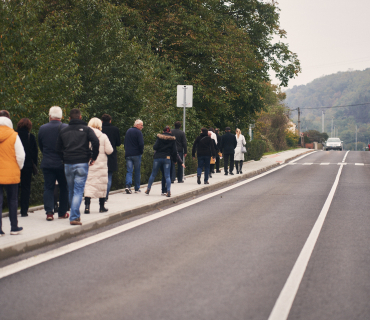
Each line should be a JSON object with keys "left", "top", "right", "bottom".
{"left": 245, "top": 140, "right": 266, "bottom": 161}
{"left": 286, "top": 131, "right": 299, "bottom": 147}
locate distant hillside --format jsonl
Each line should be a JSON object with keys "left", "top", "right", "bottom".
{"left": 284, "top": 69, "right": 370, "bottom": 150}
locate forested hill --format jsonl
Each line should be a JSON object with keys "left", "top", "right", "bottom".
{"left": 284, "top": 68, "right": 370, "bottom": 150}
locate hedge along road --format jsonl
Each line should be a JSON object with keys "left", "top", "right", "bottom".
{"left": 1, "top": 151, "right": 370, "bottom": 320}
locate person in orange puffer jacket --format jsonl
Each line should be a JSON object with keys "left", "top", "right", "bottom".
{"left": 0, "top": 110, "right": 25, "bottom": 236}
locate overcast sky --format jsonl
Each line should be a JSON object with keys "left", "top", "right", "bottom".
{"left": 271, "top": 0, "right": 370, "bottom": 89}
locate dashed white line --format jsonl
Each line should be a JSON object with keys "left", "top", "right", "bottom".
{"left": 355, "top": 163, "right": 364, "bottom": 166}
{"left": 320, "top": 163, "right": 330, "bottom": 165}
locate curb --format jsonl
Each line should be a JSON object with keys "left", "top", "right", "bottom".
{"left": 0, "top": 150, "right": 313, "bottom": 260}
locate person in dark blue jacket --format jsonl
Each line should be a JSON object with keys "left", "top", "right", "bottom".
{"left": 38, "top": 106, "right": 69, "bottom": 221}
{"left": 124, "top": 120, "right": 144, "bottom": 194}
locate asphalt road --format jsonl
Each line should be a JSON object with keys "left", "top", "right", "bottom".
{"left": 1, "top": 151, "right": 369, "bottom": 320}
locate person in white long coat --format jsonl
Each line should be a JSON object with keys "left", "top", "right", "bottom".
{"left": 84, "top": 118, "right": 113, "bottom": 213}
{"left": 234, "top": 128, "right": 246, "bottom": 174}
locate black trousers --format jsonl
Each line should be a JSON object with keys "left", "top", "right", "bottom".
{"left": 235, "top": 160, "right": 243, "bottom": 172}
{"left": 224, "top": 154, "right": 235, "bottom": 173}
{"left": 20, "top": 167, "right": 33, "bottom": 216}
{"left": 215, "top": 155, "right": 220, "bottom": 171}
{"left": 0, "top": 184, "right": 19, "bottom": 231}
{"left": 171, "top": 152, "right": 184, "bottom": 182}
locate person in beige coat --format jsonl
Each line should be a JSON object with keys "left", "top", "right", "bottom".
{"left": 84, "top": 118, "right": 113, "bottom": 213}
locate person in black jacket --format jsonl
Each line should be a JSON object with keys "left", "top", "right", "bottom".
{"left": 56, "top": 108, "right": 99, "bottom": 225}
{"left": 220, "top": 127, "right": 237, "bottom": 175}
{"left": 192, "top": 128, "right": 216, "bottom": 184}
{"left": 170, "top": 121, "right": 187, "bottom": 183}
{"left": 145, "top": 126, "right": 177, "bottom": 197}
{"left": 101, "top": 114, "right": 121, "bottom": 200}
{"left": 214, "top": 128, "right": 222, "bottom": 172}
{"left": 16, "top": 118, "right": 38, "bottom": 217}
{"left": 38, "top": 106, "right": 69, "bottom": 221}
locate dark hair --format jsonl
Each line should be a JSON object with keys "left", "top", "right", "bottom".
{"left": 102, "top": 114, "right": 112, "bottom": 123}
{"left": 208, "top": 127, "right": 214, "bottom": 132}
{"left": 163, "top": 125, "right": 171, "bottom": 133}
{"left": 174, "top": 121, "right": 181, "bottom": 129}
{"left": 215, "top": 128, "right": 219, "bottom": 133}
{"left": 0, "top": 110, "right": 10, "bottom": 118}
{"left": 70, "top": 108, "right": 81, "bottom": 120}
{"left": 201, "top": 127, "right": 208, "bottom": 134}
{"left": 225, "top": 127, "right": 231, "bottom": 131}
{"left": 17, "top": 118, "right": 32, "bottom": 132}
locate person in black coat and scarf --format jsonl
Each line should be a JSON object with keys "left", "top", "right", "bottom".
{"left": 16, "top": 118, "right": 38, "bottom": 217}
{"left": 145, "top": 126, "right": 177, "bottom": 197}
{"left": 220, "top": 127, "right": 237, "bottom": 175}
{"left": 192, "top": 128, "right": 216, "bottom": 184}
{"left": 101, "top": 114, "right": 121, "bottom": 200}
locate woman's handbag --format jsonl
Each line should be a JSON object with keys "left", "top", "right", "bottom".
{"left": 241, "top": 145, "right": 247, "bottom": 153}
{"left": 210, "top": 157, "right": 216, "bottom": 164}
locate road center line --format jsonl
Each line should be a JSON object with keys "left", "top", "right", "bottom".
{"left": 268, "top": 151, "right": 348, "bottom": 320}
{"left": 0, "top": 152, "right": 315, "bottom": 280}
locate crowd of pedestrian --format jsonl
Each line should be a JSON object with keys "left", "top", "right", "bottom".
{"left": 0, "top": 106, "right": 247, "bottom": 236}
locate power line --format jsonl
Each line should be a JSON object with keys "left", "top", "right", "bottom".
{"left": 290, "top": 102, "right": 370, "bottom": 111}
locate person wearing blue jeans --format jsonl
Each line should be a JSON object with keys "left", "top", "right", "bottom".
{"left": 148, "top": 158, "right": 171, "bottom": 194}
{"left": 56, "top": 108, "right": 99, "bottom": 225}
{"left": 124, "top": 120, "right": 144, "bottom": 194}
{"left": 192, "top": 128, "right": 217, "bottom": 184}
{"left": 125, "top": 155, "right": 142, "bottom": 192}
{"left": 145, "top": 126, "right": 177, "bottom": 197}
{"left": 197, "top": 155, "right": 211, "bottom": 182}
{"left": 64, "top": 163, "right": 89, "bottom": 222}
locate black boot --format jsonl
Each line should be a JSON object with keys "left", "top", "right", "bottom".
{"left": 84, "top": 204, "right": 90, "bottom": 214}
{"left": 235, "top": 162, "right": 239, "bottom": 174}
{"left": 197, "top": 175, "right": 201, "bottom": 184}
{"left": 84, "top": 197, "right": 90, "bottom": 214}
{"left": 99, "top": 198, "right": 108, "bottom": 213}
{"left": 240, "top": 161, "right": 243, "bottom": 174}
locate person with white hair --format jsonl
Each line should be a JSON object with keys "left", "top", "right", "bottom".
{"left": 123, "top": 119, "right": 144, "bottom": 194}
{"left": 38, "top": 106, "right": 70, "bottom": 221}
{"left": 83, "top": 117, "right": 113, "bottom": 213}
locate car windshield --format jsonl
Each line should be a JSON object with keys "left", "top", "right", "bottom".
{"left": 327, "top": 138, "right": 340, "bottom": 142}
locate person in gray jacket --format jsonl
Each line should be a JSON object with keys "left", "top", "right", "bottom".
{"left": 170, "top": 121, "right": 187, "bottom": 183}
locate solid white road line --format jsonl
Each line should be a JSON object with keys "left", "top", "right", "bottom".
{"left": 355, "top": 163, "right": 364, "bottom": 166}
{"left": 0, "top": 152, "right": 315, "bottom": 280}
{"left": 342, "top": 151, "right": 349, "bottom": 162}
{"left": 268, "top": 152, "right": 347, "bottom": 320}
{"left": 320, "top": 162, "right": 330, "bottom": 165}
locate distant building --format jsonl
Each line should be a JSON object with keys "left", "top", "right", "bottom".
{"left": 287, "top": 121, "right": 296, "bottom": 133}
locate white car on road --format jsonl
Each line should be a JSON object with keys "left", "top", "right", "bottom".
{"left": 324, "top": 138, "right": 343, "bottom": 151}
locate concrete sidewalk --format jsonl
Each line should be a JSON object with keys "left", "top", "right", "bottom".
{"left": 0, "top": 148, "right": 312, "bottom": 260}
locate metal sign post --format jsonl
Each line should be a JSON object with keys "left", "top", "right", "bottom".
{"left": 177, "top": 85, "right": 193, "bottom": 180}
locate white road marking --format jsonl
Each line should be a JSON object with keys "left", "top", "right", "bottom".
{"left": 338, "top": 163, "right": 347, "bottom": 165}
{"left": 342, "top": 151, "right": 349, "bottom": 162}
{"left": 320, "top": 163, "right": 330, "bottom": 165}
{"left": 355, "top": 163, "right": 364, "bottom": 166}
{"left": 268, "top": 152, "right": 347, "bottom": 320}
{"left": 0, "top": 152, "right": 315, "bottom": 280}
{"left": 303, "top": 163, "right": 313, "bottom": 165}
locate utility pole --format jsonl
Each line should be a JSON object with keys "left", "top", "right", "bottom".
{"left": 331, "top": 118, "right": 333, "bottom": 138}
{"left": 322, "top": 111, "right": 325, "bottom": 133}
{"left": 355, "top": 125, "right": 358, "bottom": 151}
{"left": 298, "top": 107, "right": 303, "bottom": 147}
